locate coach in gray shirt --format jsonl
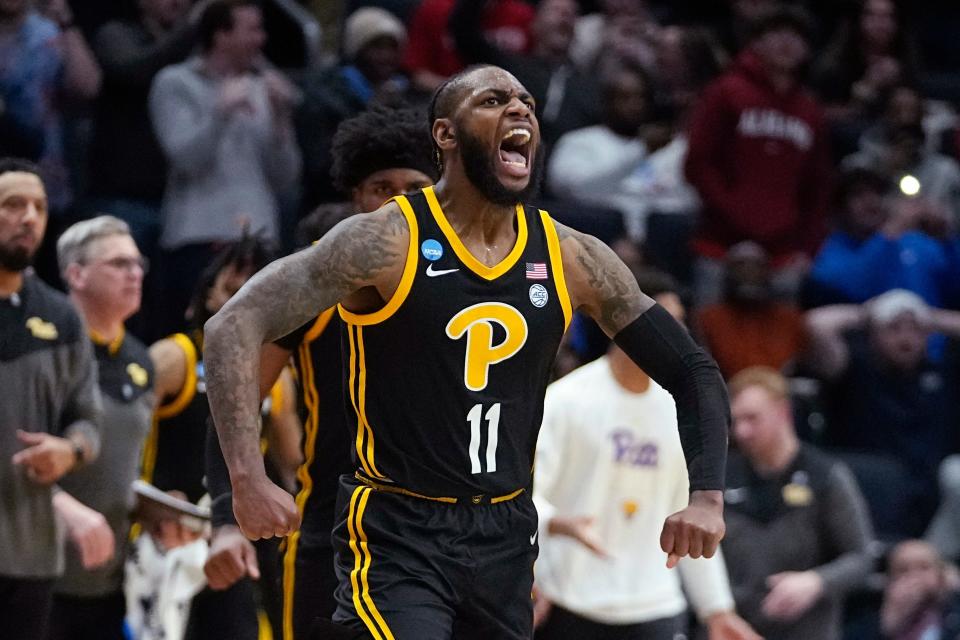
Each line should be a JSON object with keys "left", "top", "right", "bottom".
{"left": 47, "top": 216, "right": 156, "bottom": 640}
{"left": 721, "top": 367, "right": 875, "bottom": 640}
{"left": 0, "top": 158, "right": 101, "bottom": 640}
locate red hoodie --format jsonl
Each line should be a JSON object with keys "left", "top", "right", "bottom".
{"left": 403, "top": 0, "right": 534, "bottom": 78}
{"left": 685, "top": 50, "right": 831, "bottom": 262}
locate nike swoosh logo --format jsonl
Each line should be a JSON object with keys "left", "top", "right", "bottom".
{"left": 530, "top": 531, "right": 538, "bottom": 545}
{"left": 425, "top": 264, "right": 459, "bottom": 277}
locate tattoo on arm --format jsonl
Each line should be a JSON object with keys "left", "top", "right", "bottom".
{"left": 203, "top": 205, "right": 408, "bottom": 477}
{"left": 253, "top": 206, "right": 408, "bottom": 343}
{"left": 556, "top": 223, "right": 653, "bottom": 335}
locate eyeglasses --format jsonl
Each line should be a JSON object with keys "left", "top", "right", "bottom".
{"left": 88, "top": 255, "right": 150, "bottom": 273}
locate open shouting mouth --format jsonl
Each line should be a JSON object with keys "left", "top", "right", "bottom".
{"left": 498, "top": 127, "right": 532, "bottom": 179}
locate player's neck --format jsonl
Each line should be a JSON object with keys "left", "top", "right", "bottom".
{"left": 433, "top": 176, "right": 518, "bottom": 242}
{"left": 607, "top": 348, "right": 651, "bottom": 394}
{"left": 0, "top": 267, "right": 24, "bottom": 298}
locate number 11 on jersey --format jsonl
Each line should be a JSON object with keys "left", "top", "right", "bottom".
{"left": 467, "top": 403, "right": 501, "bottom": 474}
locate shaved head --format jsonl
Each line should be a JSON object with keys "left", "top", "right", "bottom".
{"left": 428, "top": 65, "right": 530, "bottom": 172}
{"left": 428, "top": 65, "right": 499, "bottom": 170}
{"left": 427, "top": 64, "right": 542, "bottom": 204}
{"left": 429, "top": 65, "right": 500, "bottom": 123}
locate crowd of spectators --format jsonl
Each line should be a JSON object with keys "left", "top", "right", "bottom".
{"left": 3, "top": 0, "right": 960, "bottom": 638}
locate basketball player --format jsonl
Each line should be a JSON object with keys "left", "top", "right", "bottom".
{"left": 204, "top": 65, "right": 729, "bottom": 640}
{"left": 144, "top": 235, "right": 275, "bottom": 640}
{"left": 202, "top": 106, "right": 438, "bottom": 640}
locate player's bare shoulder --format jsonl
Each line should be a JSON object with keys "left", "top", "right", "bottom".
{"left": 208, "top": 200, "right": 413, "bottom": 346}
{"left": 552, "top": 221, "right": 653, "bottom": 335}
{"left": 305, "top": 199, "right": 410, "bottom": 293}
{"left": 285, "top": 201, "right": 410, "bottom": 303}
{"left": 148, "top": 336, "right": 189, "bottom": 403}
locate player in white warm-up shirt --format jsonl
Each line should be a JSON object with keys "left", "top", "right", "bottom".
{"left": 533, "top": 273, "right": 759, "bottom": 640}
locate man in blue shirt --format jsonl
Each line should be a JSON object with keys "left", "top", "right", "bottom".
{"left": 807, "top": 166, "right": 960, "bottom": 309}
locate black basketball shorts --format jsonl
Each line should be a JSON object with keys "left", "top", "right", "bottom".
{"left": 330, "top": 473, "right": 539, "bottom": 640}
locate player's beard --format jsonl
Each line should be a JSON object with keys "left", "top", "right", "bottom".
{"left": 458, "top": 128, "right": 544, "bottom": 206}
{"left": 0, "top": 241, "right": 35, "bottom": 272}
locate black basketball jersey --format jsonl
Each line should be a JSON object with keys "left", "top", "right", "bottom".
{"left": 338, "top": 186, "right": 571, "bottom": 497}
{"left": 143, "top": 331, "right": 209, "bottom": 503}
{"left": 278, "top": 309, "right": 354, "bottom": 538}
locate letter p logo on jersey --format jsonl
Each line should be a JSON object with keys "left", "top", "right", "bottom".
{"left": 446, "top": 303, "right": 528, "bottom": 391}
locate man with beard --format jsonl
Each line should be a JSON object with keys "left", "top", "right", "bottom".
{"left": 696, "top": 241, "right": 807, "bottom": 379}
{"left": 0, "top": 158, "right": 101, "bottom": 640}
{"left": 202, "top": 105, "right": 437, "bottom": 640}
{"left": 204, "top": 65, "right": 730, "bottom": 640}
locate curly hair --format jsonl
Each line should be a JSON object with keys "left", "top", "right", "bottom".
{"left": 330, "top": 105, "right": 439, "bottom": 194}
{"left": 187, "top": 231, "right": 275, "bottom": 331}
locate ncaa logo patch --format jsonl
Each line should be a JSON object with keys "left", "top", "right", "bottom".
{"left": 421, "top": 239, "right": 443, "bottom": 261}
{"left": 528, "top": 284, "right": 548, "bottom": 308}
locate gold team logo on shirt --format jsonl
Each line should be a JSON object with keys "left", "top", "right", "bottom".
{"left": 127, "top": 362, "right": 149, "bottom": 387}
{"left": 26, "top": 316, "right": 58, "bottom": 340}
{"left": 446, "top": 302, "right": 528, "bottom": 391}
{"left": 782, "top": 482, "right": 813, "bottom": 507}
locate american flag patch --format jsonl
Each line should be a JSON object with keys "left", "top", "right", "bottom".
{"left": 526, "top": 262, "right": 548, "bottom": 280}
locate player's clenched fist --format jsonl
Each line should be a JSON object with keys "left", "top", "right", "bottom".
{"left": 660, "top": 489, "right": 725, "bottom": 568}
{"left": 232, "top": 474, "right": 301, "bottom": 540}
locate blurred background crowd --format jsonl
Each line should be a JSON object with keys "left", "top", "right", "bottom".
{"left": 4, "top": 0, "right": 960, "bottom": 638}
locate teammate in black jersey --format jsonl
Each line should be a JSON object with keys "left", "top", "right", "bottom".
{"left": 205, "top": 65, "right": 730, "bottom": 640}
{"left": 202, "top": 106, "right": 438, "bottom": 640}
{"left": 146, "top": 236, "right": 284, "bottom": 640}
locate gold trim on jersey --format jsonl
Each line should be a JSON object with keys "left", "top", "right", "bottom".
{"left": 304, "top": 307, "right": 335, "bottom": 343}
{"left": 338, "top": 196, "right": 419, "bottom": 326}
{"left": 539, "top": 210, "right": 572, "bottom": 330}
{"left": 282, "top": 312, "right": 327, "bottom": 640}
{"left": 142, "top": 333, "right": 198, "bottom": 484}
{"left": 422, "top": 186, "right": 528, "bottom": 281}
{"left": 155, "top": 333, "right": 198, "bottom": 420}
{"left": 88, "top": 327, "right": 124, "bottom": 355}
{"left": 347, "top": 325, "right": 386, "bottom": 480}
{"left": 140, "top": 414, "right": 160, "bottom": 484}
{"left": 347, "top": 486, "right": 396, "bottom": 640}
{"left": 491, "top": 488, "right": 526, "bottom": 503}
{"left": 355, "top": 472, "right": 525, "bottom": 505}
{"left": 356, "top": 327, "right": 381, "bottom": 476}
{"left": 356, "top": 472, "right": 455, "bottom": 504}
{"left": 268, "top": 379, "right": 284, "bottom": 421}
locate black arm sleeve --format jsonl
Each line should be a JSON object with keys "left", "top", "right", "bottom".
{"left": 613, "top": 304, "right": 729, "bottom": 491}
{"left": 205, "top": 418, "right": 237, "bottom": 528}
